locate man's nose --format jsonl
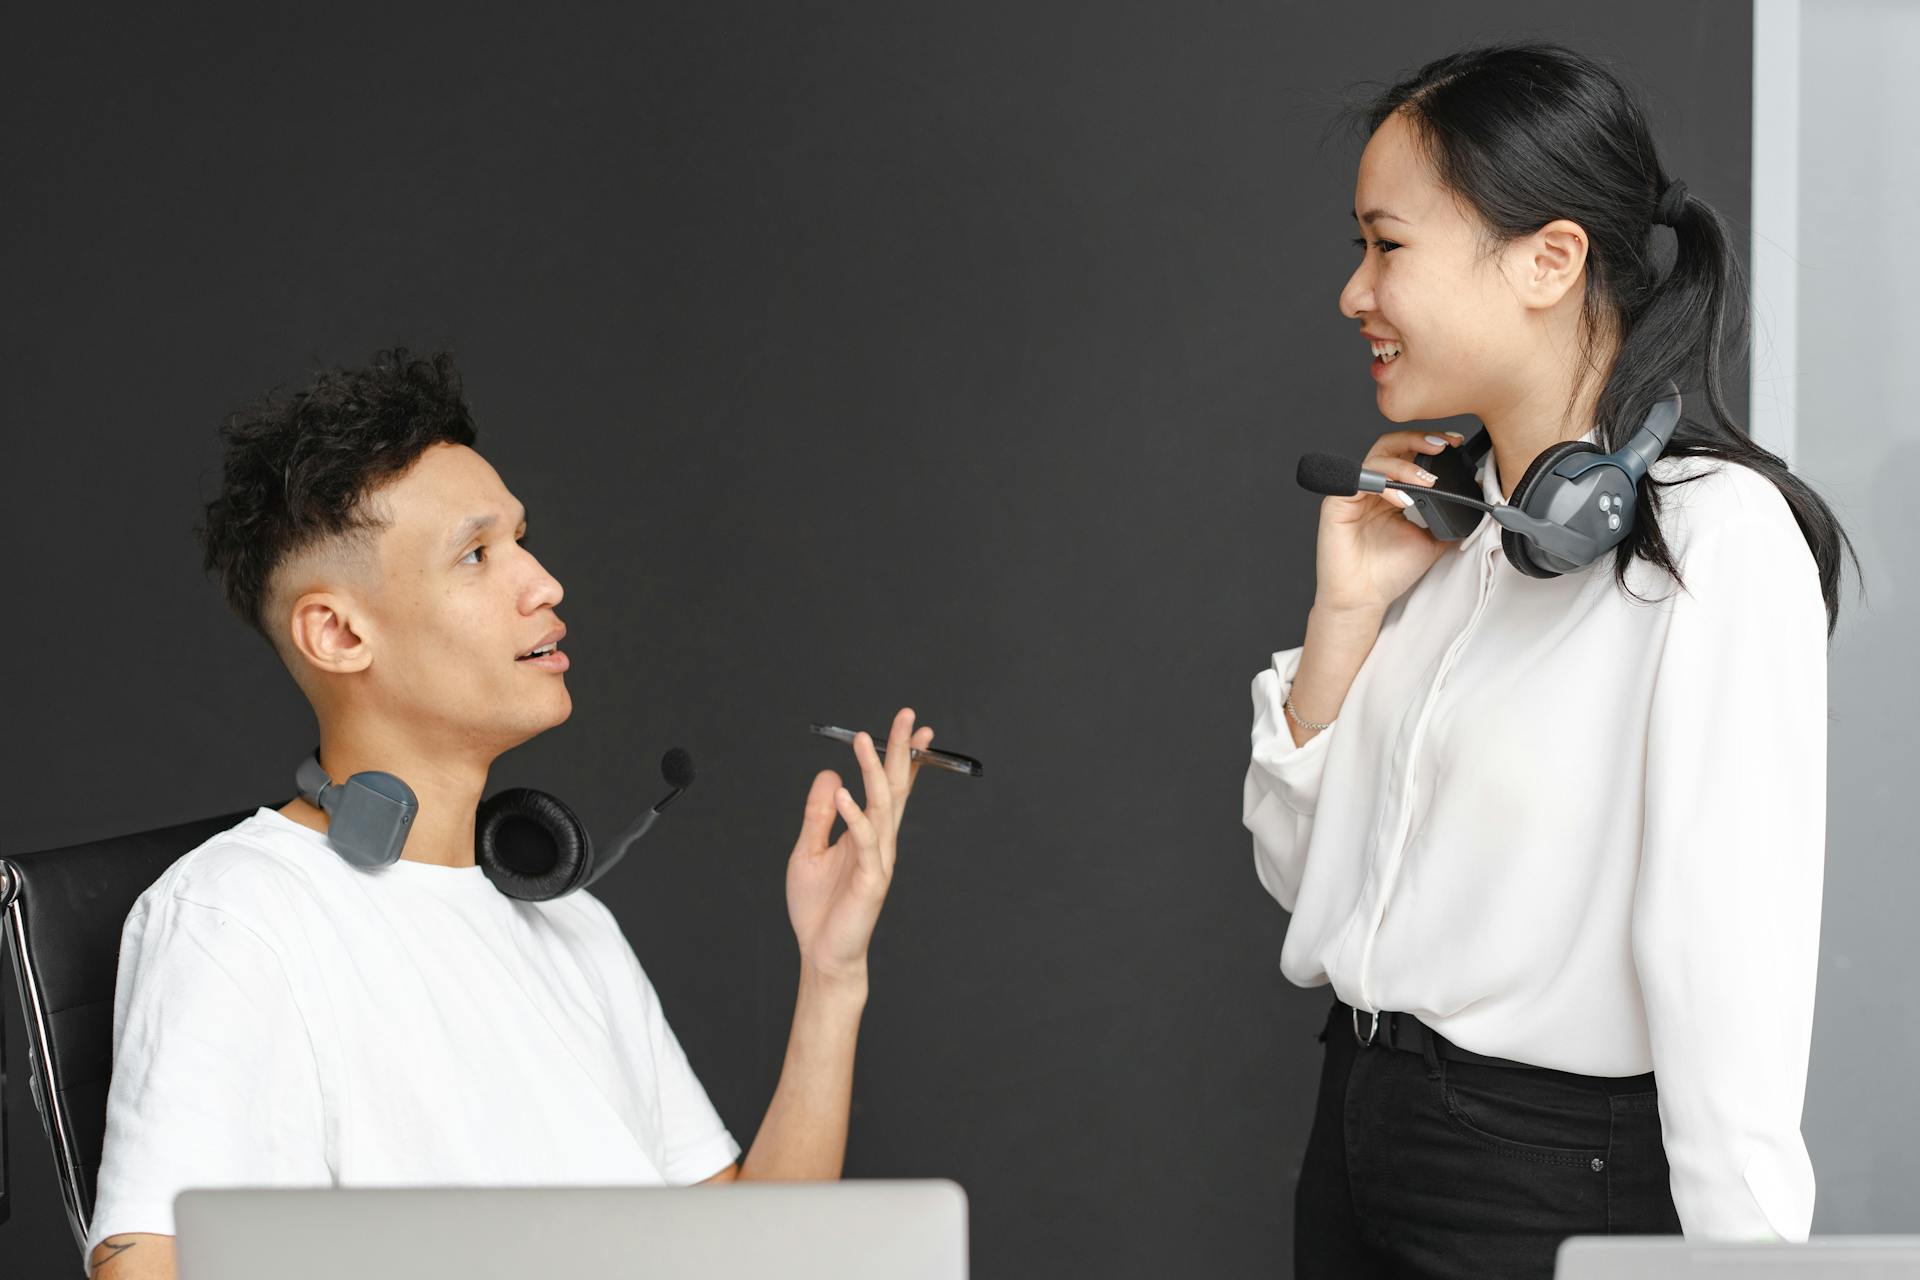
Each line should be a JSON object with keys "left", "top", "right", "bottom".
{"left": 522, "top": 552, "right": 564, "bottom": 612}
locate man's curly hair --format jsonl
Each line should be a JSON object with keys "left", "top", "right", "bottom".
{"left": 200, "top": 348, "right": 478, "bottom": 639}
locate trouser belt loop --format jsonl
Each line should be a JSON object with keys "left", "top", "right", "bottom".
{"left": 1415, "top": 1015, "right": 1443, "bottom": 1074}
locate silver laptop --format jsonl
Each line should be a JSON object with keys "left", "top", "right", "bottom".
{"left": 174, "top": 1181, "right": 968, "bottom": 1279}
{"left": 1557, "top": 1235, "right": 1920, "bottom": 1278}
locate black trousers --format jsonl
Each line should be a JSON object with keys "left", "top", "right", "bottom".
{"left": 1296, "top": 999, "right": 1683, "bottom": 1280}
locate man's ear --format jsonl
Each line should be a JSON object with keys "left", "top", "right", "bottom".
{"left": 286, "top": 592, "right": 374, "bottom": 676}
{"left": 1511, "top": 217, "right": 1590, "bottom": 311}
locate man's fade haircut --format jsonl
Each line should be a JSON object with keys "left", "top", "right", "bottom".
{"left": 200, "top": 348, "right": 478, "bottom": 640}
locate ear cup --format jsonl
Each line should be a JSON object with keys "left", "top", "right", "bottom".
{"left": 1500, "top": 439, "right": 1603, "bottom": 579}
{"left": 475, "top": 787, "right": 594, "bottom": 902}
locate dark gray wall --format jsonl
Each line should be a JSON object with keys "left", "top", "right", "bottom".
{"left": 3, "top": 5, "right": 1750, "bottom": 1276}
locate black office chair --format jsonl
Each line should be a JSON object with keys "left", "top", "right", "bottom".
{"left": 1, "top": 811, "right": 251, "bottom": 1252}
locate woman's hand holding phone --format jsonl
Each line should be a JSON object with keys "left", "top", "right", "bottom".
{"left": 1312, "top": 428, "right": 1465, "bottom": 617}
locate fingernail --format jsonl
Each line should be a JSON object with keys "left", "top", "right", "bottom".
{"left": 1389, "top": 490, "right": 1414, "bottom": 507}
{"left": 1446, "top": 431, "right": 1466, "bottom": 441}
{"left": 1413, "top": 468, "right": 1435, "bottom": 483}
{"left": 1424, "top": 435, "right": 1449, "bottom": 447}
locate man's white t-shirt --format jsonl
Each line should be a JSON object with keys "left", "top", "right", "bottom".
{"left": 84, "top": 807, "right": 740, "bottom": 1257}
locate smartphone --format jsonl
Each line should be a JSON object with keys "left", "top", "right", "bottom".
{"left": 1404, "top": 427, "right": 1491, "bottom": 540}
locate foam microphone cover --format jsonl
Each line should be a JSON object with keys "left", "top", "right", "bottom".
{"left": 660, "top": 748, "right": 696, "bottom": 790}
{"left": 1296, "top": 452, "right": 1364, "bottom": 497}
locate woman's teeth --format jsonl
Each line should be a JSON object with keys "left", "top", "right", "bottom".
{"left": 1371, "top": 340, "right": 1403, "bottom": 364}
{"left": 518, "top": 644, "right": 557, "bottom": 661}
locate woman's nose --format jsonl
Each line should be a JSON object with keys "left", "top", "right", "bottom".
{"left": 1339, "top": 260, "right": 1373, "bottom": 319}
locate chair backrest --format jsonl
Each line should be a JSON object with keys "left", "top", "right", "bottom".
{"left": 2, "top": 810, "right": 253, "bottom": 1252}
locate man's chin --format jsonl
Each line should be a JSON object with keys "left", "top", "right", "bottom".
{"left": 492, "top": 688, "right": 574, "bottom": 753}
{"left": 530, "top": 686, "right": 574, "bottom": 734}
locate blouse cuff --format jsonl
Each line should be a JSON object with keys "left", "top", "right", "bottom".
{"left": 1738, "top": 1144, "right": 1817, "bottom": 1242}
{"left": 1248, "top": 647, "right": 1338, "bottom": 818}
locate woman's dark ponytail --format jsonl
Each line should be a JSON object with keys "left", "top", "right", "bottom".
{"left": 1360, "top": 44, "right": 1860, "bottom": 634}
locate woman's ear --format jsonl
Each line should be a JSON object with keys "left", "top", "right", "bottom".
{"left": 1512, "top": 217, "right": 1591, "bottom": 310}
{"left": 286, "top": 591, "right": 374, "bottom": 676}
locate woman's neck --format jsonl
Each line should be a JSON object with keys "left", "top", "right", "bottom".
{"left": 1479, "top": 335, "right": 1615, "bottom": 502}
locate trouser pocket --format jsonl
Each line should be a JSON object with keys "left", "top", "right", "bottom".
{"left": 1602, "top": 1088, "right": 1683, "bottom": 1234}
{"left": 1431, "top": 1061, "right": 1613, "bottom": 1168}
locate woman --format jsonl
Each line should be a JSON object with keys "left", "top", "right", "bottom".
{"left": 1242, "top": 43, "right": 1857, "bottom": 1279}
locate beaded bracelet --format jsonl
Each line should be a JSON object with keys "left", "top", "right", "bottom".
{"left": 1284, "top": 690, "right": 1334, "bottom": 733}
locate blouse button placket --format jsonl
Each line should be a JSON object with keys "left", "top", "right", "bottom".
{"left": 1353, "top": 540, "right": 1504, "bottom": 1012}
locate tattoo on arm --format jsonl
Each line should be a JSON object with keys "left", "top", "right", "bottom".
{"left": 90, "top": 1236, "right": 138, "bottom": 1276}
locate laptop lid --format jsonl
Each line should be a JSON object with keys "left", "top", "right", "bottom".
{"left": 174, "top": 1181, "right": 968, "bottom": 1280}
{"left": 1557, "top": 1235, "right": 1920, "bottom": 1278}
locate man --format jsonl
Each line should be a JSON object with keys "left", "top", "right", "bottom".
{"left": 84, "top": 349, "right": 935, "bottom": 1278}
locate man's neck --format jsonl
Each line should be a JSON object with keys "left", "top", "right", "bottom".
{"left": 280, "top": 728, "right": 493, "bottom": 868}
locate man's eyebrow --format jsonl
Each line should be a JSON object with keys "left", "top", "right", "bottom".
{"left": 445, "top": 506, "right": 527, "bottom": 553}
{"left": 1354, "top": 208, "right": 1409, "bottom": 226}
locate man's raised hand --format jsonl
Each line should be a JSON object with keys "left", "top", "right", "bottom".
{"left": 785, "top": 706, "right": 934, "bottom": 982}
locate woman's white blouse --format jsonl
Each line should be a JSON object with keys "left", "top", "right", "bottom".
{"left": 1243, "top": 440, "right": 1827, "bottom": 1242}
